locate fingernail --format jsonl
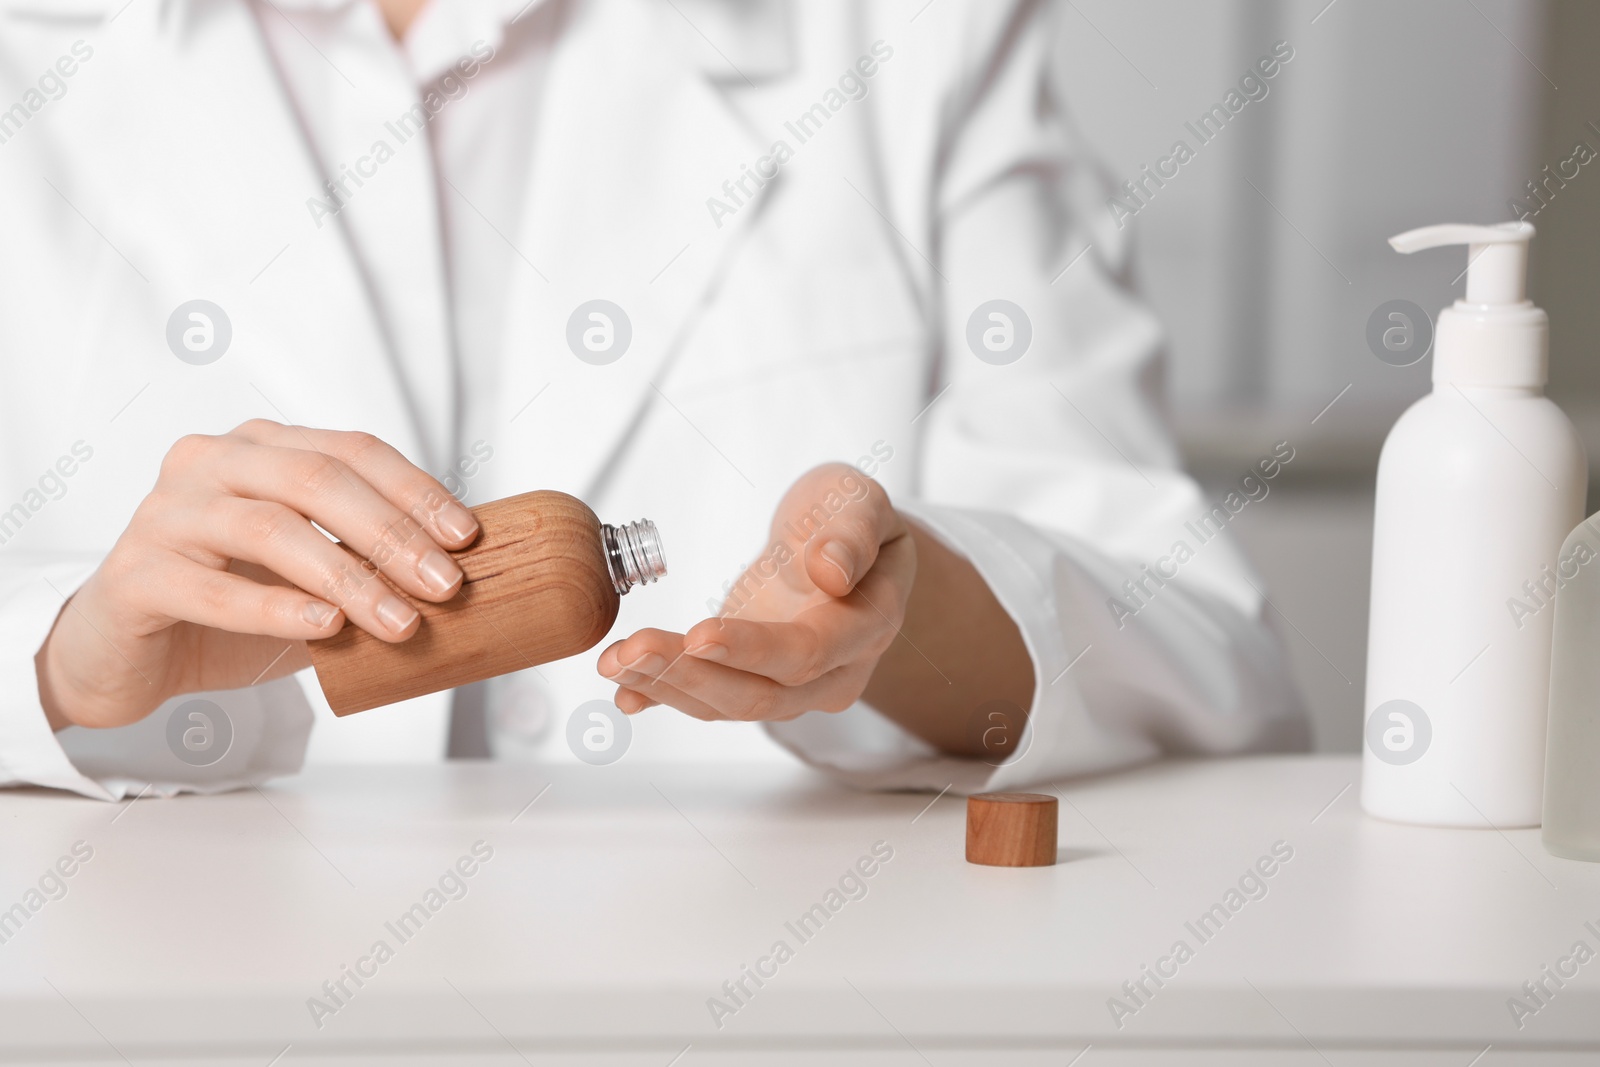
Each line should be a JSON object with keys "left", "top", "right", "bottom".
{"left": 437, "top": 505, "right": 479, "bottom": 544}
{"left": 686, "top": 642, "right": 727, "bottom": 662}
{"left": 303, "top": 601, "right": 338, "bottom": 628}
{"left": 417, "top": 548, "right": 463, "bottom": 596}
{"left": 626, "top": 653, "right": 666, "bottom": 675}
{"left": 376, "top": 595, "right": 420, "bottom": 635}
{"left": 820, "top": 541, "right": 854, "bottom": 584}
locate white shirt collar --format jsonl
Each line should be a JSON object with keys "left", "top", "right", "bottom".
{"left": 260, "top": 0, "right": 550, "bottom": 84}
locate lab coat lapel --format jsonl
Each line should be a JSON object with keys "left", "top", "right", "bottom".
{"left": 494, "top": 0, "right": 778, "bottom": 497}
{"left": 233, "top": 3, "right": 456, "bottom": 470}
{"left": 44, "top": 0, "right": 441, "bottom": 468}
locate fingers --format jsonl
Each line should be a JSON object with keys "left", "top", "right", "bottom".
{"left": 595, "top": 628, "right": 684, "bottom": 689}
{"left": 616, "top": 672, "right": 732, "bottom": 722}
{"left": 597, "top": 632, "right": 722, "bottom": 720}
{"left": 162, "top": 427, "right": 469, "bottom": 607}
{"left": 609, "top": 664, "right": 834, "bottom": 722}
{"left": 598, "top": 627, "right": 862, "bottom": 721}
{"left": 136, "top": 494, "right": 420, "bottom": 641}
{"left": 197, "top": 497, "right": 422, "bottom": 641}
{"left": 681, "top": 608, "right": 885, "bottom": 688}
{"left": 689, "top": 526, "right": 915, "bottom": 679}
{"left": 614, "top": 689, "right": 657, "bottom": 714}
{"left": 215, "top": 442, "right": 463, "bottom": 603}
{"left": 228, "top": 421, "right": 479, "bottom": 548}
{"left": 134, "top": 555, "right": 345, "bottom": 641}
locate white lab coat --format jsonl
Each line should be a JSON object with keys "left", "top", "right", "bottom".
{"left": 0, "top": 0, "right": 1308, "bottom": 800}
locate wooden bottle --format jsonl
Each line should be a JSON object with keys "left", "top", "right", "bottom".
{"left": 308, "top": 490, "right": 666, "bottom": 715}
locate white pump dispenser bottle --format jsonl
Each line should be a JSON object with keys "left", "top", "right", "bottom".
{"left": 1362, "top": 222, "right": 1585, "bottom": 827}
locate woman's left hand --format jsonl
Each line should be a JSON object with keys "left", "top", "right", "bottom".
{"left": 597, "top": 463, "right": 916, "bottom": 721}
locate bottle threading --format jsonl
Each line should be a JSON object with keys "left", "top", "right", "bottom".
{"left": 602, "top": 519, "right": 667, "bottom": 595}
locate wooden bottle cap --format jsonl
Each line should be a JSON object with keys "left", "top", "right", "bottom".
{"left": 966, "top": 792, "right": 1058, "bottom": 867}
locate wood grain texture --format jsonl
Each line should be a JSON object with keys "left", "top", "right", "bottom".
{"left": 965, "top": 792, "right": 1058, "bottom": 867}
{"left": 309, "top": 490, "right": 619, "bottom": 715}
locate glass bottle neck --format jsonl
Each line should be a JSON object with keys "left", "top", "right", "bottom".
{"left": 601, "top": 520, "right": 667, "bottom": 595}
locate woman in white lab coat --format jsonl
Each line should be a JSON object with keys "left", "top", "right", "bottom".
{"left": 0, "top": 0, "right": 1306, "bottom": 800}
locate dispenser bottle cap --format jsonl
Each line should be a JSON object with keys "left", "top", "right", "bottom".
{"left": 1389, "top": 221, "right": 1533, "bottom": 304}
{"left": 1387, "top": 221, "right": 1545, "bottom": 388}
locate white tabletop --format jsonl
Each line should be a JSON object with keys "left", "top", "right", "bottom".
{"left": 2, "top": 756, "right": 1597, "bottom": 1066}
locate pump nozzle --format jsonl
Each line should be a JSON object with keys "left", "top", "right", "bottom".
{"left": 1388, "top": 221, "right": 1534, "bottom": 304}
{"left": 1386, "top": 221, "right": 1544, "bottom": 387}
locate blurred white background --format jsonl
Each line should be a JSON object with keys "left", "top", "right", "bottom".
{"left": 1055, "top": 0, "right": 1600, "bottom": 751}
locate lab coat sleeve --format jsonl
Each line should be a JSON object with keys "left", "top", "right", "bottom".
{"left": 0, "top": 553, "right": 313, "bottom": 800}
{"left": 765, "top": 0, "right": 1309, "bottom": 792}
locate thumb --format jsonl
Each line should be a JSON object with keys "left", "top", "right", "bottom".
{"left": 808, "top": 535, "right": 871, "bottom": 598}
{"left": 802, "top": 481, "right": 901, "bottom": 598}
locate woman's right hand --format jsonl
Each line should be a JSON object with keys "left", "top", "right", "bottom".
{"left": 35, "top": 420, "right": 480, "bottom": 731}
